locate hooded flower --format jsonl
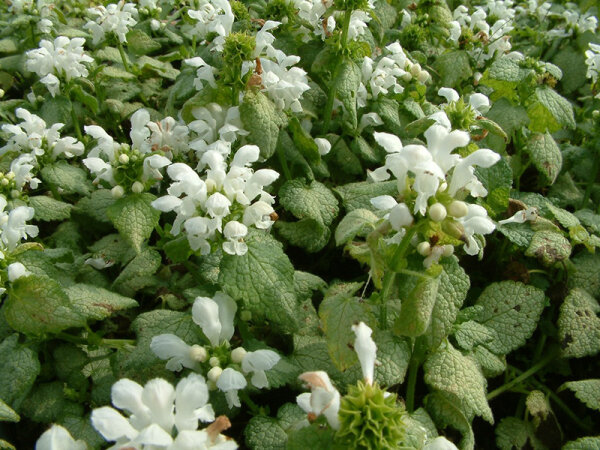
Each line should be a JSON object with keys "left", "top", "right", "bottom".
{"left": 91, "top": 375, "right": 219, "bottom": 449}
{"left": 192, "top": 293, "right": 237, "bottom": 347}
{"left": 351, "top": 322, "right": 377, "bottom": 386}
{"left": 297, "top": 371, "right": 341, "bottom": 430}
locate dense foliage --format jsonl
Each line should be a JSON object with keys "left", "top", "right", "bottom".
{"left": 0, "top": 0, "right": 599, "bottom": 448}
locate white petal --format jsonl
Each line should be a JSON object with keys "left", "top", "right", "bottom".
{"left": 389, "top": 203, "right": 413, "bottom": 230}
{"left": 438, "top": 87, "right": 459, "bottom": 103}
{"left": 35, "top": 425, "right": 86, "bottom": 450}
{"left": 216, "top": 368, "right": 247, "bottom": 392}
{"left": 192, "top": 297, "right": 222, "bottom": 347}
{"left": 241, "top": 350, "right": 280, "bottom": 373}
{"left": 135, "top": 423, "right": 173, "bottom": 446}
{"left": 423, "top": 436, "right": 459, "bottom": 450}
{"left": 142, "top": 378, "right": 176, "bottom": 432}
{"left": 150, "top": 334, "right": 195, "bottom": 371}
{"left": 250, "top": 370, "right": 269, "bottom": 389}
{"left": 90, "top": 407, "right": 137, "bottom": 441}
{"left": 213, "top": 292, "right": 237, "bottom": 344}
{"left": 373, "top": 132, "right": 402, "bottom": 153}
{"left": 352, "top": 322, "right": 377, "bottom": 385}
{"left": 151, "top": 195, "right": 182, "bottom": 212}
{"left": 111, "top": 379, "right": 148, "bottom": 419}
{"left": 370, "top": 195, "right": 397, "bottom": 211}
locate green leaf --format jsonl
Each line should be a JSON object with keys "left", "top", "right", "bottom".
{"left": 39, "top": 95, "right": 72, "bottom": 126}
{"left": 287, "top": 423, "right": 338, "bottom": 450}
{"left": 470, "top": 345, "right": 506, "bottom": 378}
{"left": 137, "top": 56, "right": 179, "bottom": 79}
{"left": 335, "top": 59, "right": 361, "bottom": 130}
{"left": 70, "top": 84, "right": 99, "bottom": 114}
{"left": 275, "top": 219, "right": 330, "bottom": 253}
{"left": 293, "top": 271, "right": 326, "bottom": 300}
{"left": 0, "top": 334, "right": 40, "bottom": 408}
{"left": 425, "top": 256, "right": 470, "bottom": 351}
{"left": 476, "top": 118, "right": 508, "bottom": 141}
{"left": 546, "top": 203, "right": 580, "bottom": 229}
{"left": 561, "top": 379, "right": 600, "bottom": 412}
{"left": 240, "top": 90, "right": 286, "bottom": 160}
{"left": 485, "top": 97, "right": 529, "bottom": 136}
{"left": 245, "top": 416, "right": 287, "bottom": 450}
{"left": 14, "top": 248, "right": 75, "bottom": 287}
{"left": 107, "top": 193, "right": 160, "bottom": 253}
{"left": 126, "top": 29, "right": 161, "bottom": 55}
{"left": 89, "top": 234, "right": 135, "bottom": 267}
{"left": 350, "top": 136, "right": 381, "bottom": 165}
{"left": 334, "top": 181, "right": 398, "bottom": 212}
{"left": 525, "top": 132, "right": 562, "bottom": 185}
{"left": 497, "top": 222, "right": 535, "bottom": 248}
{"left": 454, "top": 321, "right": 496, "bottom": 351}
{"left": 76, "top": 189, "right": 116, "bottom": 223}
{"left": 101, "top": 66, "right": 136, "bottom": 80}
{"left": 404, "top": 117, "right": 437, "bottom": 138}
{"left": 488, "top": 57, "right": 533, "bottom": 83}
{"left": 335, "top": 208, "right": 379, "bottom": 246}
{"left": 563, "top": 437, "right": 600, "bottom": 450}
{"left": 319, "top": 292, "right": 372, "bottom": 371}
{"left": 553, "top": 46, "right": 588, "bottom": 94}
{"left": 525, "top": 230, "right": 571, "bottom": 266}
{"left": 53, "top": 344, "right": 89, "bottom": 390}
{"left": 424, "top": 343, "right": 493, "bottom": 424}
{"left": 433, "top": 50, "right": 473, "bottom": 87}
{"left": 372, "top": 97, "right": 403, "bottom": 136}
{"left": 395, "top": 275, "right": 440, "bottom": 337}
{"left": 475, "top": 158, "right": 512, "bottom": 216}
{"left": 475, "top": 281, "right": 545, "bottom": 355}
{"left": 29, "top": 195, "right": 73, "bottom": 221}
{"left": 323, "top": 136, "right": 363, "bottom": 180}
{"left": 5, "top": 275, "right": 84, "bottom": 336}
{"left": 495, "top": 417, "right": 545, "bottom": 450}
{"left": 532, "top": 86, "right": 575, "bottom": 131}
{"left": 65, "top": 284, "right": 138, "bottom": 321}
{"left": 558, "top": 288, "right": 600, "bottom": 359}
{"left": 0, "top": 399, "right": 19, "bottom": 422}
{"left": 113, "top": 248, "right": 161, "bottom": 296}
{"left": 40, "top": 161, "right": 92, "bottom": 196}
{"left": 424, "top": 391, "right": 475, "bottom": 450}
{"left": 569, "top": 252, "right": 600, "bottom": 299}
{"left": 219, "top": 231, "right": 300, "bottom": 333}
{"left": 0, "top": 39, "right": 18, "bottom": 54}
{"left": 373, "top": 330, "right": 411, "bottom": 386}
{"left": 288, "top": 116, "right": 320, "bottom": 164}
{"left": 279, "top": 180, "right": 339, "bottom": 226}
{"left": 21, "top": 382, "right": 82, "bottom": 423}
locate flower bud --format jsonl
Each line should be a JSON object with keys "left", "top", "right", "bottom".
{"left": 207, "top": 366, "right": 223, "bottom": 383}
{"left": 447, "top": 200, "right": 468, "bottom": 218}
{"left": 111, "top": 185, "right": 125, "bottom": 199}
{"left": 1, "top": 179, "right": 8, "bottom": 187}
{"left": 417, "top": 70, "right": 430, "bottom": 83}
{"left": 189, "top": 344, "right": 208, "bottom": 362}
{"left": 209, "top": 356, "right": 220, "bottom": 367}
{"left": 428, "top": 203, "right": 447, "bottom": 222}
{"left": 240, "top": 310, "right": 252, "bottom": 321}
{"left": 417, "top": 241, "right": 431, "bottom": 256}
{"left": 231, "top": 347, "right": 247, "bottom": 364}
{"left": 410, "top": 63, "right": 422, "bottom": 77}
{"left": 131, "top": 181, "right": 144, "bottom": 194}
{"left": 118, "top": 153, "right": 129, "bottom": 164}
{"left": 442, "top": 245, "right": 454, "bottom": 257}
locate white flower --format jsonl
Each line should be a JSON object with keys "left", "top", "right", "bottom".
{"left": 186, "top": 57, "right": 218, "bottom": 90}
{"left": 1, "top": 206, "right": 39, "bottom": 251}
{"left": 130, "top": 109, "right": 152, "bottom": 152}
{"left": 10, "top": 154, "right": 41, "bottom": 190}
{"left": 585, "top": 42, "right": 600, "bottom": 83}
{"left": 297, "top": 371, "right": 341, "bottom": 430}
{"left": 370, "top": 196, "right": 413, "bottom": 231}
{"left": 147, "top": 117, "right": 190, "bottom": 155}
{"left": 222, "top": 221, "right": 248, "bottom": 256}
{"left": 142, "top": 154, "right": 172, "bottom": 183}
{"left": 40, "top": 73, "right": 60, "bottom": 97}
{"left": 150, "top": 334, "right": 208, "bottom": 371}
{"left": 91, "top": 375, "right": 219, "bottom": 449}
{"left": 192, "top": 293, "right": 237, "bottom": 347}
{"left": 498, "top": 207, "right": 538, "bottom": 225}
{"left": 216, "top": 368, "right": 247, "bottom": 408}
{"left": 188, "top": 0, "right": 234, "bottom": 51}
{"left": 242, "top": 201, "right": 275, "bottom": 230}
{"left": 35, "top": 425, "right": 86, "bottom": 450}
{"left": 189, "top": 104, "right": 247, "bottom": 152}
{"left": 260, "top": 50, "right": 310, "bottom": 113}
{"left": 85, "top": 125, "right": 120, "bottom": 162}
{"left": 457, "top": 204, "right": 496, "bottom": 255}
{"left": 352, "top": 322, "right": 377, "bottom": 385}
{"left": 241, "top": 349, "right": 280, "bottom": 389}
{"left": 85, "top": 1, "right": 139, "bottom": 44}
{"left": 347, "top": 10, "right": 371, "bottom": 41}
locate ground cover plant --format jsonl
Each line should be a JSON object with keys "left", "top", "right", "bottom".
{"left": 0, "top": 0, "right": 599, "bottom": 448}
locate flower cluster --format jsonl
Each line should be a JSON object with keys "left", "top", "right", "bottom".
{"left": 585, "top": 42, "right": 600, "bottom": 85}
{"left": 369, "top": 113, "right": 500, "bottom": 266}
{"left": 84, "top": 1, "right": 139, "bottom": 44}
{"left": 151, "top": 292, "right": 280, "bottom": 409}
{"left": 90, "top": 374, "right": 238, "bottom": 449}
{"left": 152, "top": 142, "right": 278, "bottom": 256}
{"left": 25, "top": 36, "right": 93, "bottom": 97}
{"left": 187, "top": 0, "right": 234, "bottom": 52}
{"left": 82, "top": 109, "right": 173, "bottom": 195}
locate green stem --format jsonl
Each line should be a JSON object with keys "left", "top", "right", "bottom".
{"left": 57, "top": 332, "right": 136, "bottom": 349}
{"left": 117, "top": 42, "right": 131, "bottom": 72}
{"left": 70, "top": 100, "right": 83, "bottom": 142}
{"left": 380, "top": 227, "right": 418, "bottom": 303}
{"left": 405, "top": 346, "right": 420, "bottom": 413}
{"left": 530, "top": 379, "right": 593, "bottom": 433}
{"left": 239, "top": 390, "right": 260, "bottom": 415}
{"left": 277, "top": 142, "right": 292, "bottom": 181}
{"left": 321, "top": 9, "right": 353, "bottom": 133}
{"left": 487, "top": 352, "right": 555, "bottom": 401}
